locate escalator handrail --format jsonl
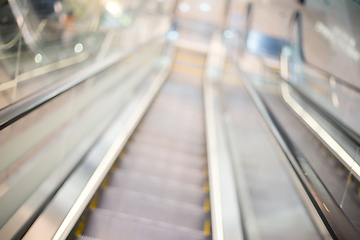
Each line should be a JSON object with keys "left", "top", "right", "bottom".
{"left": 285, "top": 10, "right": 360, "bottom": 95}
{"left": 0, "top": 35, "right": 163, "bottom": 131}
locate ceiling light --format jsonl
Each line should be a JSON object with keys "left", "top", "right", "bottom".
{"left": 34, "top": 54, "right": 42, "bottom": 63}
{"left": 199, "top": 3, "right": 210, "bottom": 12}
{"left": 106, "top": 1, "right": 122, "bottom": 17}
{"left": 74, "top": 43, "right": 83, "bottom": 53}
{"left": 224, "top": 30, "right": 234, "bottom": 39}
{"left": 179, "top": 2, "right": 190, "bottom": 12}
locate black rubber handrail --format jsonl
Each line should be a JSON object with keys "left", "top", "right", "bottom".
{"left": 0, "top": 36, "right": 163, "bottom": 131}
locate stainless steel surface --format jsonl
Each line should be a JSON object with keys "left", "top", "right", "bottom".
{"left": 203, "top": 33, "right": 242, "bottom": 240}
{"left": 224, "top": 51, "right": 324, "bottom": 239}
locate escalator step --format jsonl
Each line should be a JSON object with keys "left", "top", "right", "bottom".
{"left": 119, "top": 153, "right": 204, "bottom": 184}
{"left": 148, "top": 100, "right": 203, "bottom": 116}
{"left": 115, "top": 160, "right": 204, "bottom": 187}
{"left": 108, "top": 171, "right": 206, "bottom": 206}
{"left": 145, "top": 106, "right": 203, "bottom": 125}
{"left": 81, "top": 209, "right": 209, "bottom": 240}
{"left": 124, "top": 142, "right": 205, "bottom": 170}
{"left": 141, "top": 111, "right": 205, "bottom": 132}
{"left": 96, "top": 189, "right": 208, "bottom": 230}
{"left": 130, "top": 130, "right": 205, "bottom": 156}
{"left": 136, "top": 123, "right": 204, "bottom": 144}
{"left": 141, "top": 108, "right": 203, "bottom": 127}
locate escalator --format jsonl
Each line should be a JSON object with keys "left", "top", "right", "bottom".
{"left": 220, "top": 53, "right": 360, "bottom": 239}
{"left": 1, "top": 5, "right": 360, "bottom": 239}
{"left": 220, "top": 2, "right": 360, "bottom": 238}
{"left": 71, "top": 47, "right": 212, "bottom": 240}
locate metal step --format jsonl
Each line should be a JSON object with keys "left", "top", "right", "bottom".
{"left": 112, "top": 158, "right": 205, "bottom": 187}
{"left": 81, "top": 209, "right": 209, "bottom": 240}
{"left": 120, "top": 153, "right": 204, "bottom": 174}
{"left": 130, "top": 130, "right": 205, "bottom": 156}
{"left": 124, "top": 142, "right": 205, "bottom": 171}
{"left": 95, "top": 189, "right": 209, "bottom": 230}
{"left": 116, "top": 157, "right": 205, "bottom": 186}
{"left": 156, "top": 82, "right": 203, "bottom": 100}
{"left": 145, "top": 107, "right": 203, "bottom": 125}
{"left": 139, "top": 116, "right": 205, "bottom": 136}
{"left": 107, "top": 171, "right": 206, "bottom": 206}
{"left": 136, "top": 123, "right": 204, "bottom": 145}
{"left": 77, "top": 235, "right": 101, "bottom": 240}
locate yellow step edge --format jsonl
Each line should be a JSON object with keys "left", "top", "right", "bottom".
{"left": 101, "top": 175, "right": 111, "bottom": 189}
{"left": 89, "top": 193, "right": 101, "bottom": 211}
{"left": 204, "top": 219, "right": 211, "bottom": 236}
{"left": 74, "top": 215, "right": 88, "bottom": 237}
{"left": 203, "top": 168, "right": 208, "bottom": 177}
{"left": 203, "top": 181, "right": 209, "bottom": 193}
{"left": 177, "top": 46, "right": 207, "bottom": 56}
{"left": 171, "top": 63, "right": 203, "bottom": 78}
{"left": 174, "top": 52, "right": 206, "bottom": 66}
{"left": 321, "top": 145, "right": 326, "bottom": 155}
{"left": 203, "top": 197, "right": 210, "bottom": 212}
{"left": 119, "top": 151, "right": 126, "bottom": 159}
{"left": 111, "top": 162, "right": 118, "bottom": 171}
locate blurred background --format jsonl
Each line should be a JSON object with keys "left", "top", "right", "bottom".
{"left": 0, "top": 0, "right": 360, "bottom": 240}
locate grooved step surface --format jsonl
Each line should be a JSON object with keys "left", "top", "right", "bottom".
{"left": 96, "top": 189, "right": 209, "bottom": 231}
{"left": 80, "top": 49, "right": 209, "bottom": 240}
{"left": 131, "top": 130, "right": 205, "bottom": 156}
{"left": 116, "top": 154, "right": 205, "bottom": 186}
{"left": 124, "top": 142, "right": 205, "bottom": 170}
{"left": 108, "top": 171, "right": 206, "bottom": 206}
{"left": 81, "top": 210, "right": 209, "bottom": 240}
